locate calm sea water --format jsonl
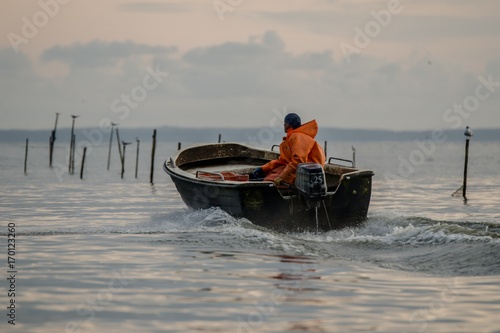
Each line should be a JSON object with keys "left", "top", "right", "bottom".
{"left": 1, "top": 138, "right": 499, "bottom": 333}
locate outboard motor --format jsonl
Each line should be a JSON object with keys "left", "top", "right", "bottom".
{"left": 295, "top": 163, "right": 327, "bottom": 209}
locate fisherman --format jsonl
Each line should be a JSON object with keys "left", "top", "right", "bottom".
{"left": 252, "top": 113, "right": 325, "bottom": 186}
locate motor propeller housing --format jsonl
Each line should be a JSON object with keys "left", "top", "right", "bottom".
{"left": 295, "top": 163, "right": 327, "bottom": 202}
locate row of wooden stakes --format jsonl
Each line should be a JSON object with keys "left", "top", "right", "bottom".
{"left": 23, "top": 126, "right": 225, "bottom": 183}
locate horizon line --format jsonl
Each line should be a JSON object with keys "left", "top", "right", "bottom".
{"left": 1, "top": 126, "right": 499, "bottom": 132}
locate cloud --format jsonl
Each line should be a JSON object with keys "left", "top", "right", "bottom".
{"left": 378, "top": 15, "right": 500, "bottom": 41}
{"left": 1, "top": 31, "right": 499, "bottom": 131}
{"left": 40, "top": 40, "right": 177, "bottom": 68}
{"left": 117, "top": 1, "right": 194, "bottom": 12}
{"left": 259, "top": 30, "right": 286, "bottom": 50}
{"left": 253, "top": 1, "right": 500, "bottom": 43}
{"left": 180, "top": 31, "right": 332, "bottom": 98}
{"left": 0, "top": 48, "right": 34, "bottom": 78}
{"left": 0, "top": 49, "right": 57, "bottom": 125}
{"left": 183, "top": 31, "right": 284, "bottom": 66}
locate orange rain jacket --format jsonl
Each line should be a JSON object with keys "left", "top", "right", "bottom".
{"left": 261, "top": 119, "right": 325, "bottom": 184}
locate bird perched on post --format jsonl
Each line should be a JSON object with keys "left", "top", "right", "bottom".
{"left": 464, "top": 126, "right": 473, "bottom": 138}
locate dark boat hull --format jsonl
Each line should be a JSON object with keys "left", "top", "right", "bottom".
{"left": 164, "top": 143, "right": 374, "bottom": 232}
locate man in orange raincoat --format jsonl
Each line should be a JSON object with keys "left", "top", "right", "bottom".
{"left": 252, "top": 113, "right": 325, "bottom": 186}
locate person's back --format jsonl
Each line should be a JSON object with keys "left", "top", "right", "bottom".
{"left": 253, "top": 113, "right": 325, "bottom": 186}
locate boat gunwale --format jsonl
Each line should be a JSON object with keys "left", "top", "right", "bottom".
{"left": 164, "top": 142, "right": 374, "bottom": 188}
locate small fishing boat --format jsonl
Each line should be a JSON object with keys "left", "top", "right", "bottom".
{"left": 163, "top": 143, "right": 374, "bottom": 232}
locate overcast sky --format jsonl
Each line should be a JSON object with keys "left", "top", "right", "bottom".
{"left": 1, "top": 0, "right": 499, "bottom": 131}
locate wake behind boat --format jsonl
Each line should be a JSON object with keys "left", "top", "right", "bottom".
{"left": 164, "top": 143, "right": 374, "bottom": 232}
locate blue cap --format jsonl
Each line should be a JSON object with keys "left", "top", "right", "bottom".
{"left": 284, "top": 113, "right": 301, "bottom": 129}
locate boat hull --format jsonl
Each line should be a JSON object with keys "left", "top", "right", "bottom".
{"left": 164, "top": 143, "right": 374, "bottom": 232}
{"left": 167, "top": 170, "right": 373, "bottom": 232}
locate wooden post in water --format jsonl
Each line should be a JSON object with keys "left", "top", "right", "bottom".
{"left": 69, "top": 115, "right": 79, "bottom": 174}
{"left": 121, "top": 142, "right": 125, "bottom": 179}
{"left": 71, "top": 134, "right": 76, "bottom": 174}
{"left": 107, "top": 122, "right": 117, "bottom": 170}
{"left": 462, "top": 126, "right": 473, "bottom": 199}
{"left": 324, "top": 141, "right": 327, "bottom": 158}
{"left": 352, "top": 146, "right": 356, "bottom": 168}
{"left": 218, "top": 134, "right": 222, "bottom": 143}
{"left": 121, "top": 141, "right": 132, "bottom": 179}
{"left": 178, "top": 142, "right": 181, "bottom": 150}
{"left": 150, "top": 129, "right": 157, "bottom": 184}
{"left": 68, "top": 136, "right": 72, "bottom": 174}
{"left": 116, "top": 127, "right": 123, "bottom": 163}
{"left": 24, "top": 138, "right": 29, "bottom": 174}
{"left": 135, "top": 137, "right": 140, "bottom": 179}
{"left": 50, "top": 134, "right": 54, "bottom": 167}
{"left": 49, "top": 112, "right": 60, "bottom": 167}
{"left": 80, "top": 147, "right": 87, "bottom": 179}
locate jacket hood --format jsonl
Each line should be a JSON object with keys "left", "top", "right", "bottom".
{"left": 286, "top": 119, "right": 318, "bottom": 139}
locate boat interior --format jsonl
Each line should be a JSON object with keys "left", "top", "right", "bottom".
{"left": 172, "top": 143, "right": 360, "bottom": 189}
